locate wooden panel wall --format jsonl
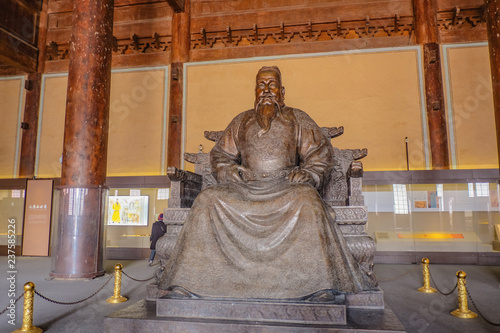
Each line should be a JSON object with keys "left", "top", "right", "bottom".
{"left": 44, "top": 0, "right": 173, "bottom": 73}
{"left": 40, "top": 0, "right": 487, "bottom": 72}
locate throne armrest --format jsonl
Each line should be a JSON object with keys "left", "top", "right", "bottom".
{"left": 323, "top": 147, "right": 367, "bottom": 207}
{"left": 348, "top": 159, "right": 364, "bottom": 178}
{"left": 167, "top": 166, "right": 202, "bottom": 182}
{"left": 166, "top": 166, "right": 203, "bottom": 208}
{"left": 347, "top": 160, "right": 365, "bottom": 206}
{"left": 184, "top": 151, "right": 208, "bottom": 176}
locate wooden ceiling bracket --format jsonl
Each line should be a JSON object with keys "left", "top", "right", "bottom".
{"left": 452, "top": 7, "right": 460, "bottom": 25}
{"left": 25, "top": 79, "right": 33, "bottom": 91}
{"left": 131, "top": 34, "right": 140, "bottom": 51}
{"left": 112, "top": 36, "right": 118, "bottom": 52}
{"left": 164, "top": 0, "right": 185, "bottom": 13}
{"left": 153, "top": 32, "right": 161, "bottom": 49}
{"left": 47, "top": 41, "right": 58, "bottom": 60}
{"left": 480, "top": 4, "right": 487, "bottom": 23}
{"left": 201, "top": 28, "right": 207, "bottom": 46}
{"left": 226, "top": 26, "right": 232, "bottom": 45}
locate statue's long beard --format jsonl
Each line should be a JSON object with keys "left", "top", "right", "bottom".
{"left": 255, "top": 97, "right": 281, "bottom": 137}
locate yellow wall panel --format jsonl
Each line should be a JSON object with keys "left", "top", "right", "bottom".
{"left": 37, "top": 68, "right": 167, "bottom": 178}
{"left": 185, "top": 49, "right": 427, "bottom": 172}
{"left": 0, "top": 78, "right": 23, "bottom": 178}
{"left": 37, "top": 76, "right": 66, "bottom": 178}
{"left": 108, "top": 69, "right": 167, "bottom": 176}
{"left": 445, "top": 45, "right": 498, "bottom": 169}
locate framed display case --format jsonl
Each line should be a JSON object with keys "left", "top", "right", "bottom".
{"left": 364, "top": 182, "right": 500, "bottom": 254}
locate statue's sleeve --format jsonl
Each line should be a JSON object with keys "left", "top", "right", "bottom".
{"left": 210, "top": 112, "right": 245, "bottom": 176}
{"left": 295, "top": 110, "right": 334, "bottom": 190}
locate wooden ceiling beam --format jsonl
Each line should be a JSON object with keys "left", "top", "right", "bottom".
{"left": 0, "top": 28, "right": 37, "bottom": 73}
{"left": 164, "top": 0, "right": 185, "bottom": 13}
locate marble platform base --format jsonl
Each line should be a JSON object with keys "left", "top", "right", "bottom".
{"left": 493, "top": 240, "right": 500, "bottom": 251}
{"left": 104, "top": 299, "right": 406, "bottom": 333}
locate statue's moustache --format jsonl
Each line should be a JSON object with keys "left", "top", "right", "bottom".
{"left": 255, "top": 98, "right": 280, "bottom": 115}
{"left": 258, "top": 94, "right": 276, "bottom": 103}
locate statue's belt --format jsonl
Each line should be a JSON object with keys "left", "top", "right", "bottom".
{"left": 239, "top": 169, "right": 291, "bottom": 181}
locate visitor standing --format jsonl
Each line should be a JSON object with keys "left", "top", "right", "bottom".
{"left": 149, "top": 213, "right": 166, "bottom": 266}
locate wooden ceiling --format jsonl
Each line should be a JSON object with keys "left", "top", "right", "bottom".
{"left": 0, "top": 0, "right": 487, "bottom": 76}
{"left": 0, "top": 0, "right": 42, "bottom": 75}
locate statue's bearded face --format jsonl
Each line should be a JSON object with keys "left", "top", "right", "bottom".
{"left": 254, "top": 70, "right": 285, "bottom": 135}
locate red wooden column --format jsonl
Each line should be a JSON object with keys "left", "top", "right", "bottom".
{"left": 50, "top": 0, "right": 114, "bottom": 279}
{"left": 485, "top": 0, "right": 500, "bottom": 169}
{"left": 167, "top": 0, "right": 190, "bottom": 169}
{"left": 413, "top": 0, "right": 450, "bottom": 169}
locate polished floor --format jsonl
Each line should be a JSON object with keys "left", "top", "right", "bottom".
{"left": 1, "top": 257, "right": 499, "bottom": 333}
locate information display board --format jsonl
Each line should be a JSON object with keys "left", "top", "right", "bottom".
{"left": 22, "top": 179, "right": 53, "bottom": 256}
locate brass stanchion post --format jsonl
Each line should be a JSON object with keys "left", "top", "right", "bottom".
{"left": 418, "top": 258, "right": 437, "bottom": 293}
{"left": 106, "top": 264, "right": 128, "bottom": 303}
{"left": 13, "top": 282, "right": 43, "bottom": 333}
{"left": 451, "top": 271, "right": 477, "bottom": 319}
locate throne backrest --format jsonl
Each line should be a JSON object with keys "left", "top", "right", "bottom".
{"left": 180, "top": 126, "right": 367, "bottom": 208}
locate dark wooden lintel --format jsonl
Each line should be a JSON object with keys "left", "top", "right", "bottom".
{"left": 190, "top": 36, "right": 414, "bottom": 63}
{"left": 44, "top": 51, "right": 171, "bottom": 73}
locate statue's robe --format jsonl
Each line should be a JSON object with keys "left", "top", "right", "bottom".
{"left": 159, "top": 106, "right": 368, "bottom": 299}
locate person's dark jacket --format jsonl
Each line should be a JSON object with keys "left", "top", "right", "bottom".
{"left": 150, "top": 220, "right": 166, "bottom": 250}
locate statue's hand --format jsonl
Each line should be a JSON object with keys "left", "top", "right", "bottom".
{"left": 287, "top": 169, "right": 314, "bottom": 184}
{"left": 217, "top": 165, "right": 247, "bottom": 183}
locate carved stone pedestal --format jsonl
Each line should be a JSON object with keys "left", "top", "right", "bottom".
{"left": 346, "top": 289, "right": 384, "bottom": 309}
{"left": 157, "top": 298, "right": 347, "bottom": 325}
{"left": 146, "top": 283, "right": 385, "bottom": 310}
{"left": 104, "top": 299, "right": 406, "bottom": 332}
